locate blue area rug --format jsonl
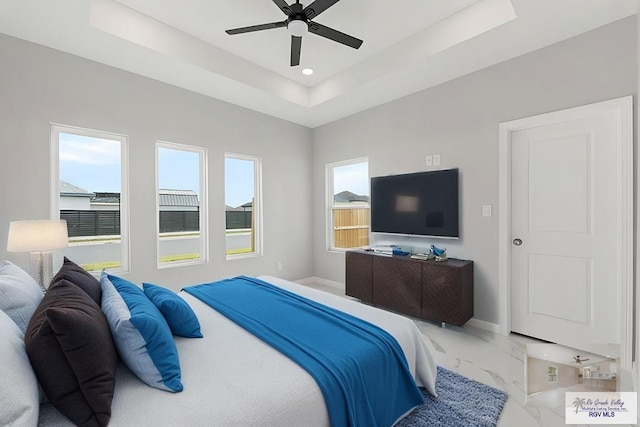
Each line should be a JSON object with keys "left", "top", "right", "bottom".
{"left": 398, "top": 367, "right": 508, "bottom": 427}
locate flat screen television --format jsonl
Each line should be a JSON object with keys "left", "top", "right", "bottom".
{"left": 370, "top": 168, "right": 459, "bottom": 238}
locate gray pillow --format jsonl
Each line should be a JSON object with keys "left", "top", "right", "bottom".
{"left": 0, "top": 260, "right": 43, "bottom": 333}
{"left": 0, "top": 309, "right": 40, "bottom": 426}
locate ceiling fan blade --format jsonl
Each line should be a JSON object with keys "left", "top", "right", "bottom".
{"left": 226, "top": 21, "right": 287, "bottom": 35}
{"left": 303, "top": 0, "right": 339, "bottom": 19}
{"left": 272, "top": 0, "right": 292, "bottom": 16}
{"left": 290, "top": 35, "right": 302, "bottom": 66}
{"left": 308, "top": 22, "right": 363, "bottom": 49}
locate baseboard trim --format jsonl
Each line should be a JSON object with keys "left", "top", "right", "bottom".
{"left": 296, "top": 276, "right": 344, "bottom": 290}
{"left": 466, "top": 317, "right": 501, "bottom": 333}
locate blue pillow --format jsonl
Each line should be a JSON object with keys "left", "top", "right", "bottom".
{"left": 143, "top": 283, "right": 203, "bottom": 338}
{"left": 100, "top": 272, "right": 183, "bottom": 392}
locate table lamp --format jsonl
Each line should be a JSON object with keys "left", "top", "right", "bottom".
{"left": 7, "top": 220, "right": 69, "bottom": 291}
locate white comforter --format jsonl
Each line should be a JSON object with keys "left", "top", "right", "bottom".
{"left": 39, "top": 276, "right": 437, "bottom": 426}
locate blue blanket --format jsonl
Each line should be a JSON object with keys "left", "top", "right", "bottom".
{"left": 183, "top": 276, "right": 423, "bottom": 427}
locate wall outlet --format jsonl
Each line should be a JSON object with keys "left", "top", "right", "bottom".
{"left": 433, "top": 154, "right": 441, "bottom": 166}
{"left": 425, "top": 155, "right": 433, "bottom": 166}
{"left": 277, "top": 261, "right": 283, "bottom": 271}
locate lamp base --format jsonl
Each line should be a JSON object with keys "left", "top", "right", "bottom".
{"left": 29, "top": 251, "right": 53, "bottom": 292}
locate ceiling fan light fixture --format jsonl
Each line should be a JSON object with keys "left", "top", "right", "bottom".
{"left": 288, "top": 19, "right": 308, "bottom": 37}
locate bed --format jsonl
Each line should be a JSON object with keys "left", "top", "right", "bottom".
{"left": 2, "top": 261, "right": 437, "bottom": 426}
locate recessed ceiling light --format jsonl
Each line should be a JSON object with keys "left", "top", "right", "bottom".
{"left": 302, "top": 68, "right": 314, "bottom": 76}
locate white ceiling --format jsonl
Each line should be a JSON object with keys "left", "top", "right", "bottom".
{"left": 0, "top": 0, "right": 637, "bottom": 127}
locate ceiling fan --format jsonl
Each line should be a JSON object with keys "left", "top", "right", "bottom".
{"left": 573, "top": 355, "right": 590, "bottom": 365}
{"left": 225, "top": 0, "right": 363, "bottom": 67}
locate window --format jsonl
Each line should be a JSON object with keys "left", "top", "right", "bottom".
{"left": 224, "top": 154, "right": 262, "bottom": 258}
{"left": 327, "top": 158, "right": 369, "bottom": 250}
{"left": 156, "top": 142, "right": 208, "bottom": 267}
{"left": 51, "top": 124, "right": 129, "bottom": 272}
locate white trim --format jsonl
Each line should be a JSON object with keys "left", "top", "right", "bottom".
{"left": 50, "top": 123, "right": 130, "bottom": 273}
{"left": 224, "top": 153, "right": 263, "bottom": 259}
{"left": 325, "top": 156, "right": 369, "bottom": 251}
{"left": 498, "top": 96, "right": 633, "bottom": 371}
{"left": 155, "top": 141, "right": 209, "bottom": 269}
{"left": 466, "top": 318, "right": 501, "bottom": 333}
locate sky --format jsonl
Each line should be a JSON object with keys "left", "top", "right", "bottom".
{"left": 59, "top": 133, "right": 256, "bottom": 207}
{"left": 59, "top": 133, "right": 121, "bottom": 192}
{"left": 158, "top": 146, "right": 200, "bottom": 196}
{"left": 224, "top": 157, "right": 255, "bottom": 208}
{"left": 333, "top": 161, "right": 369, "bottom": 196}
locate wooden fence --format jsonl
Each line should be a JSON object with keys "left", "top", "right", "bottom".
{"left": 333, "top": 207, "right": 370, "bottom": 249}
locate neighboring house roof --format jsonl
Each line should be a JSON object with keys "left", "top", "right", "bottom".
{"left": 159, "top": 189, "right": 199, "bottom": 207}
{"left": 59, "top": 180, "right": 94, "bottom": 197}
{"left": 92, "top": 192, "right": 121, "bottom": 204}
{"left": 225, "top": 201, "right": 252, "bottom": 211}
{"left": 334, "top": 191, "right": 369, "bottom": 203}
{"left": 60, "top": 181, "right": 200, "bottom": 207}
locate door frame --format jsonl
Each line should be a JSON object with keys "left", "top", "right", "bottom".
{"left": 498, "top": 96, "right": 633, "bottom": 371}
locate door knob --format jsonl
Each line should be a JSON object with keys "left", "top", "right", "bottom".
{"left": 513, "top": 238, "right": 523, "bottom": 246}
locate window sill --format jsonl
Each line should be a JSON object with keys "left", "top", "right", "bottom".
{"left": 226, "top": 252, "right": 262, "bottom": 261}
{"left": 157, "top": 258, "right": 206, "bottom": 270}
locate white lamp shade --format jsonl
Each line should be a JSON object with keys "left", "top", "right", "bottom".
{"left": 7, "top": 220, "right": 69, "bottom": 252}
{"left": 288, "top": 20, "right": 308, "bottom": 37}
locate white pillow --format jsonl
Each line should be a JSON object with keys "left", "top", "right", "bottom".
{"left": 0, "top": 260, "right": 43, "bottom": 333}
{"left": 0, "top": 309, "right": 40, "bottom": 426}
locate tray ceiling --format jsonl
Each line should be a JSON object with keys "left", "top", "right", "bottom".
{"left": 0, "top": 0, "right": 636, "bottom": 127}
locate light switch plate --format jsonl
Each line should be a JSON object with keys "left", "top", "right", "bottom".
{"left": 482, "top": 205, "right": 492, "bottom": 217}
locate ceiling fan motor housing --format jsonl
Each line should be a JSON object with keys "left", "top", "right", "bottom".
{"left": 225, "top": 0, "right": 363, "bottom": 67}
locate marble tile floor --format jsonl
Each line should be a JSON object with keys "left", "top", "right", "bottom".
{"left": 298, "top": 280, "right": 637, "bottom": 427}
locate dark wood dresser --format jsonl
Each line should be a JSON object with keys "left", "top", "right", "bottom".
{"left": 345, "top": 250, "right": 474, "bottom": 326}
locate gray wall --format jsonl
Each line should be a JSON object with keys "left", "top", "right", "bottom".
{"left": 527, "top": 358, "right": 578, "bottom": 395}
{"left": 0, "top": 34, "right": 314, "bottom": 289}
{"left": 311, "top": 17, "right": 638, "bottom": 325}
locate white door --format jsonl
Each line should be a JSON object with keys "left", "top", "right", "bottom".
{"left": 508, "top": 98, "right": 632, "bottom": 353}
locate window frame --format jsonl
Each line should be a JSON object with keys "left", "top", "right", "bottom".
{"left": 155, "top": 140, "right": 209, "bottom": 269}
{"left": 224, "top": 153, "right": 263, "bottom": 260}
{"left": 50, "top": 123, "right": 130, "bottom": 273}
{"left": 326, "top": 157, "right": 370, "bottom": 252}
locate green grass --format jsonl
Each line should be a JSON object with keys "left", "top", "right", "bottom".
{"left": 160, "top": 253, "right": 201, "bottom": 263}
{"left": 226, "top": 248, "right": 253, "bottom": 255}
{"left": 81, "top": 261, "right": 121, "bottom": 272}
{"left": 226, "top": 229, "right": 252, "bottom": 235}
{"left": 70, "top": 237, "right": 120, "bottom": 244}
{"left": 78, "top": 237, "right": 253, "bottom": 270}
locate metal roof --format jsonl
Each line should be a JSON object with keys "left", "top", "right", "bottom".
{"left": 92, "top": 192, "right": 120, "bottom": 204}
{"left": 334, "top": 191, "right": 369, "bottom": 203}
{"left": 59, "top": 180, "right": 94, "bottom": 197}
{"left": 159, "top": 189, "right": 199, "bottom": 207}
